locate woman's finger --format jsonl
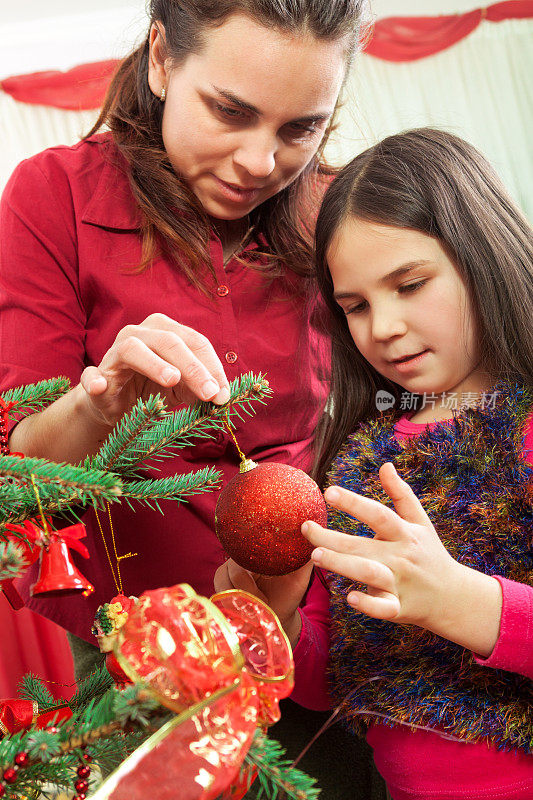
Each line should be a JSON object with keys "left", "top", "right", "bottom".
{"left": 323, "top": 485, "right": 405, "bottom": 541}
{"left": 378, "top": 462, "right": 431, "bottom": 526}
{"left": 346, "top": 588, "right": 401, "bottom": 620}
{"left": 140, "top": 315, "right": 231, "bottom": 404}
{"left": 176, "top": 324, "right": 231, "bottom": 404}
{"left": 102, "top": 334, "right": 182, "bottom": 392}
{"left": 311, "top": 547, "right": 396, "bottom": 593}
{"left": 80, "top": 366, "right": 108, "bottom": 396}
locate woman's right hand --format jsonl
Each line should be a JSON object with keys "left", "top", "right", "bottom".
{"left": 214, "top": 558, "right": 313, "bottom": 647}
{"left": 79, "top": 313, "right": 231, "bottom": 427}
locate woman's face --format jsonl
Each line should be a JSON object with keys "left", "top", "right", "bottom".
{"left": 148, "top": 13, "right": 347, "bottom": 220}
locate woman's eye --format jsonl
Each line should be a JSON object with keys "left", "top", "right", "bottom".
{"left": 216, "top": 103, "right": 247, "bottom": 122}
{"left": 398, "top": 279, "right": 427, "bottom": 294}
{"left": 286, "top": 122, "right": 319, "bottom": 140}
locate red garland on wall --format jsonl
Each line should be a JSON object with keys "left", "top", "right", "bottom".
{"left": 364, "top": 1, "right": 533, "bottom": 62}
{"left": 0, "top": 2, "right": 532, "bottom": 108}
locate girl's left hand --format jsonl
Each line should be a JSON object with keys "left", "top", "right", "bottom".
{"left": 302, "top": 462, "right": 502, "bottom": 654}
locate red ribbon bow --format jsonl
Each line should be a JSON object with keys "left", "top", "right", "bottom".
{"left": 0, "top": 698, "right": 72, "bottom": 737}
{"left": 54, "top": 523, "right": 90, "bottom": 559}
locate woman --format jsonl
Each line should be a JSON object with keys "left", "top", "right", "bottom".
{"left": 0, "top": 3, "right": 383, "bottom": 796}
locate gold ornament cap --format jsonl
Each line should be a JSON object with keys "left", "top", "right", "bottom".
{"left": 239, "top": 458, "right": 258, "bottom": 473}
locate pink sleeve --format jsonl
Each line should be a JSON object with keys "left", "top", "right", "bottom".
{"left": 290, "top": 572, "right": 332, "bottom": 711}
{"left": 474, "top": 576, "right": 533, "bottom": 679}
{"left": 473, "top": 412, "right": 533, "bottom": 679}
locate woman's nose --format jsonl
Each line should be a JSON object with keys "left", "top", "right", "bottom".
{"left": 232, "top": 131, "right": 277, "bottom": 178}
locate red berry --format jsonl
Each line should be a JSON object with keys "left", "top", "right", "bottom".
{"left": 3, "top": 768, "right": 17, "bottom": 784}
{"left": 82, "top": 753, "right": 92, "bottom": 763}
{"left": 74, "top": 779, "right": 89, "bottom": 793}
{"left": 47, "top": 726, "right": 59, "bottom": 734}
{"left": 14, "top": 752, "right": 29, "bottom": 767}
{"left": 0, "top": 783, "right": 6, "bottom": 797}
{"left": 77, "top": 765, "right": 90, "bottom": 778}
{"left": 73, "top": 796, "right": 86, "bottom": 800}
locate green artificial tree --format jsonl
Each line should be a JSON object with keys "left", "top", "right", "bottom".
{"left": 0, "top": 375, "right": 320, "bottom": 800}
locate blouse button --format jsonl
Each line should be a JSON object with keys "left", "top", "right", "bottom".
{"left": 217, "top": 285, "right": 229, "bottom": 297}
{"left": 225, "top": 351, "right": 238, "bottom": 364}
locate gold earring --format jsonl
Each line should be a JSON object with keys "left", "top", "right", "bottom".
{"left": 160, "top": 86, "right": 166, "bottom": 102}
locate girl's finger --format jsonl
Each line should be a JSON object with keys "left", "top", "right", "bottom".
{"left": 323, "top": 485, "right": 405, "bottom": 541}
{"left": 226, "top": 559, "right": 268, "bottom": 601}
{"left": 213, "top": 561, "right": 233, "bottom": 592}
{"left": 302, "top": 521, "right": 387, "bottom": 561}
{"left": 347, "top": 589, "right": 401, "bottom": 620}
{"left": 378, "top": 462, "right": 431, "bottom": 526}
{"left": 311, "top": 548, "right": 396, "bottom": 593}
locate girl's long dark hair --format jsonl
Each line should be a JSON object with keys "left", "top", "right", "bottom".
{"left": 86, "top": 0, "right": 369, "bottom": 290}
{"left": 313, "top": 127, "right": 533, "bottom": 487}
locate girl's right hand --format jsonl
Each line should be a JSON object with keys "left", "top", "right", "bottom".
{"left": 213, "top": 558, "right": 313, "bottom": 647}
{"left": 79, "top": 313, "right": 231, "bottom": 427}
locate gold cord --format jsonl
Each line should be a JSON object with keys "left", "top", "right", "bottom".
{"left": 223, "top": 410, "right": 247, "bottom": 462}
{"left": 30, "top": 473, "right": 50, "bottom": 538}
{"left": 94, "top": 502, "right": 137, "bottom": 595}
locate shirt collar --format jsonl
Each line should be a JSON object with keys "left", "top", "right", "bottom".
{"left": 81, "top": 137, "right": 142, "bottom": 231}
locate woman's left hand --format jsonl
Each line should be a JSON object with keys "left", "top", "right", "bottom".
{"left": 302, "top": 462, "right": 502, "bottom": 655}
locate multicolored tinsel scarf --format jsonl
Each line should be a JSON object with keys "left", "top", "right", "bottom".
{"left": 327, "top": 383, "right": 533, "bottom": 753}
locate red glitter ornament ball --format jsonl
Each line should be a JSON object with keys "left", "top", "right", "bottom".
{"left": 215, "top": 461, "right": 327, "bottom": 575}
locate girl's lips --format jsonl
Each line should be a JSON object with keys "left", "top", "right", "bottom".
{"left": 212, "top": 175, "right": 262, "bottom": 204}
{"left": 390, "top": 349, "right": 430, "bottom": 373}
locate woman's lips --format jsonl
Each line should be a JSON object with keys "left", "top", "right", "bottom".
{"left": 212, "top": 175, "right": 262, "bottom": 204}
{"left": 389, "top": 349, "right": 430, "bottom": 373}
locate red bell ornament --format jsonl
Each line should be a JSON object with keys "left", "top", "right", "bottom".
{"left": 31, "top": 524, "right": 94, "bottom": 597}
{"left": 215, "top": 461, "right": 327, "bottom": 576}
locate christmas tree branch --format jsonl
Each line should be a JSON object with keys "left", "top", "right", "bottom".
{"left": 83, "top": 395, "right": 168, "bottom": 474}
{"left": 0, "top": 455, "right": 122, "bottom": 525}
{"left": 0, "top": 540, "right": 25, "bottom": 582}
{"left": 17, "top": 673, "right": 56, "bottom": 711}
{"left": 134, "top": 372, "right": 272, "bottom": 468}
{"left": 68, "top": 667, "right": 115, "bottom": 712}
{"left": 122, "top": 466, "right": 222, "bottom": 511}
{"left": 0, "top": 675, "right": 321, "bottom": 800}
{"left": 1, "top": 377, "right": 71, "bottom": 416}
{"left": 244, "top": 731, "right": 321, "bottom": 800}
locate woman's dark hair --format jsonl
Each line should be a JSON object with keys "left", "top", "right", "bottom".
{"left": 313, "top": 127, "right": 533, "bottom": 486}
{"left": 87, "top": 0, "right": 368, "bottom": 289}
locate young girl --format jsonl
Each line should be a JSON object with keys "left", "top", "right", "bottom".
{"left": 215, "top": 128, "right": 533, "bottom": 798}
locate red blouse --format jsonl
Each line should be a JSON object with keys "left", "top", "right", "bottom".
{"left": 0, "top": 134, "right": 329, "bottom": 642}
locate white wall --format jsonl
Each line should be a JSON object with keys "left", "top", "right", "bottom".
{"left": 0, "top": 1, "right": 486, "bottom": 80}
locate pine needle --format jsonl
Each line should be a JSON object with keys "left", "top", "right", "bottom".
{"left": 1, "top": 377, "right": 71, "bottom": 416}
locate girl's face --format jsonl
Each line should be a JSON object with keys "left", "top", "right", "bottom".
{"left": 327, "top": 217, "right": 488, "bottom": 398}
{"left": 148, "top": 13, "right": 347, "bottom": 220}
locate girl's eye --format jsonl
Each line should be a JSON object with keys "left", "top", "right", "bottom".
{"left": 344, "top": 300, "right": 368, "bottom": 315}
{"left": 398, "top": 279, "right": 427, "bottom": 294}
{"left": 216, "top": 103, "right": 247, "bottom": 122}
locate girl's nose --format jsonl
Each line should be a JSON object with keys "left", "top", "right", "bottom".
{"left": 232, "top": 131, "right": 277, "bottom": 178}
{"left": 371, "top": 308, "right": 408, "bottom": 342}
